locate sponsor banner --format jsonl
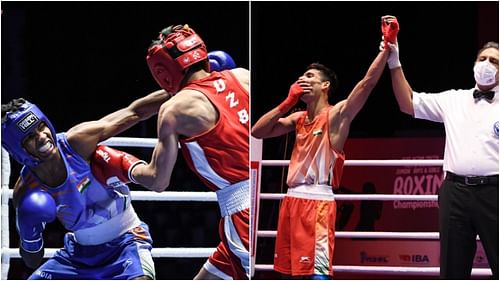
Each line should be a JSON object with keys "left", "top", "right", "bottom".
{"left": 337, "top": 138, "right": 445, "bottom": 232}
{"left": 334, "top": 239, "right": 490, "bottom": 268}
{"left": 335, "top": 239, "right": 437, "bottom": 266}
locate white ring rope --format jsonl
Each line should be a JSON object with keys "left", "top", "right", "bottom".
{"left": 262, "top": 159, "right": 444, "bottom": 167}
{"left": 257, "top": 230, "right": 481, "bottom": 240}
{"left": 260, "top": 193, "right": 438, "bottom": 201}
{"left": 253, "top": 264, "right": 492, "bottom": 276}
{"left": 100, "top": 137, "right": 182, "bottom": 149}
{"left": 3, "top": 247, "right": 214, "bottom": 259}
{"left": 127, "top": 191, "right": 216, "bottom": 201}
{"left": 5, "top": 190, "right": 217, "bottom": 202}
{"left": 100, "top": 137, "right": 158, "bottom": 148}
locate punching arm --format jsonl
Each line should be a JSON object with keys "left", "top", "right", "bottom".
{"left": 130, "top": 102, "right": 180, "bottom": 192}
{"left": 66, "top": 89, "right": 171, "bottom": 160}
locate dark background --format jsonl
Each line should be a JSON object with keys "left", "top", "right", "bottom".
{"left": 251, "top": 1, "right": 498, "bottom": 280}
{"left": 2, "top": 1, "right": 248, "bottom": 280}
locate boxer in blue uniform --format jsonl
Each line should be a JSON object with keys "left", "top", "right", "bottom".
{"left": 1, "top": 93, "right": 169, "bottom": 280}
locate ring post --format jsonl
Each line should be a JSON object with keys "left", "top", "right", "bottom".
{"left": 250, "top": 136, "right": 263, "bottom": 277}
{"left": 1, "top": 148, "right": 11, "bottom": 280}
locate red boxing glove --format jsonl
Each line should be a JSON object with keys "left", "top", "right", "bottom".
{"left": 91, "top": 145, "right": 146, "bottom": 188}
{"left": 381, "top": 16, "right": 399, "bottom": 48}
{"left": 277, "top": 82, "right": 304, "bottom": 113}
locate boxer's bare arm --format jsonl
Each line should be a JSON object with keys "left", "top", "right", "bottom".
{"left": 329, "top": 48, "right": 389, "bottom": 151}
{"left": 131, "top": 90, "right": 216, "bottom": 191}
{"left": 252, "top": 109, "right": 300, "bottom": 139}
{"left": 66, "top": 90, "right": 171, "bottom": 161}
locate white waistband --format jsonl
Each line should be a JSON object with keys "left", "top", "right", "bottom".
{"left": 287, "top": 184, "right": 335, "bottom": 201}
{"left": 216, "top": 179, "right": 250, "bottom": 217}
{"left": 74, "top": 205, "right": 141, "bottom": 245}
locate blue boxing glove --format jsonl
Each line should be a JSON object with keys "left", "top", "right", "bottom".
{"left": 16, "top": 191, "right": 57, "bottom": 253}
{"left": 208, "top": 50, "right": 236, "bottom": 72}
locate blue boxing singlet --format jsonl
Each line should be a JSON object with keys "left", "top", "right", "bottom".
{"left": 20, "top": 133, "right": 140, "bottom": 237}
{"left": 20, "top": 133, "right": 155, "bottom": 280}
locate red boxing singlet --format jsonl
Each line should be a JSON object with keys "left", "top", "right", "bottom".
{"left": 180, "top": 70, "right": 249, "bottom": 191}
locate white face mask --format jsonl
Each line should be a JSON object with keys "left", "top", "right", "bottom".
{"left": 473, "top": 59, "right": 498, "bottom": 86}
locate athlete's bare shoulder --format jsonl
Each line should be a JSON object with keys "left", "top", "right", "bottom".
{"left": 229, "top": 68, "right": 249, "bottom": 92}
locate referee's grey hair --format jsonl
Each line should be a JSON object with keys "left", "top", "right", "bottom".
{"left": 477, "top": 41, "right": 499, "bottom": 57}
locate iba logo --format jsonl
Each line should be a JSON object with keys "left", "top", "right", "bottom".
{"left": 399, "top": 254, "right": 430, "bottom": 263}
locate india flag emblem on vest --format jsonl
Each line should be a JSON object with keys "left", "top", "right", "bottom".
{"left": 313, "top": 129, "right": 323, "bottom": 136}
{"left": 77, "top": 177, "right": 91, "bottom": 193}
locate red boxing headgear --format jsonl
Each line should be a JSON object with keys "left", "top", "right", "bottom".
{"left": 146, "top": 24, "right": 209, "bottom": 94}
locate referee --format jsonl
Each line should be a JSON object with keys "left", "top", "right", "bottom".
{"left": 384, "top": 16, "right": 498, "bottom": 280}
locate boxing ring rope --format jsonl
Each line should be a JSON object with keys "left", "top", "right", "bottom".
{"left": 2, "top": 247, "right": 216, "bottom": 259}
{"left": 101, "top": 137, "right": 158, "bottom": 148}
{"left": 253, "top": 264, "right": 492, "bottom": 276}
{"left": 262, "top": 159, "right": 445, "bottom": 167}
{"left": 0, "top": 138, "right": 218, "bottom": 280}
{"left": 260, "top": 193, "right": 438, "bottom": 200}
{"left": 5, "top": 190, "right": 217, "bottom": 202}
{"left": 258, "top": 230, "right": 481, "bottom": 240}
{"left": 251, "top": 137, "right": 492, "bottom": 277}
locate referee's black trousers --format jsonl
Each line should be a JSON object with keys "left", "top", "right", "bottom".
{"left": 438, "top": 179, "right": 498, "bottom": 279}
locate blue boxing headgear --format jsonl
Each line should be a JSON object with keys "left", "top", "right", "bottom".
{"left": 1, "top": 100, "right": 57, "bottom": 167}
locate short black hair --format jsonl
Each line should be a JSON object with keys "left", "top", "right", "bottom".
{"left": 305, "top": 63, "right": 338, "bottom": 97}
{"left": 1, "top": 98, "right": 27, "bottom": 123}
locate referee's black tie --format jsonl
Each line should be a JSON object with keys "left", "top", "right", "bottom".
{"left": 473, "top": 89, "right": 495, "bottom": 101}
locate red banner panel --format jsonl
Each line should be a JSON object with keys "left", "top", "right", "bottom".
{"left": 334, "top": 138, "right": 489, "bottom": 271}
{"left": 337, "top": 138, "right": 445, "bottom": 232}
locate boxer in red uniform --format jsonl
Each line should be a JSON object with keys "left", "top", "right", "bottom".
{"left": 92, "top": 25, "right": 249, "bottom": 279}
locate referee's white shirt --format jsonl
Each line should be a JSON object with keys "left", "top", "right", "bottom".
{"left": 412, "top": 85, "right": 499, "bottom": 176}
